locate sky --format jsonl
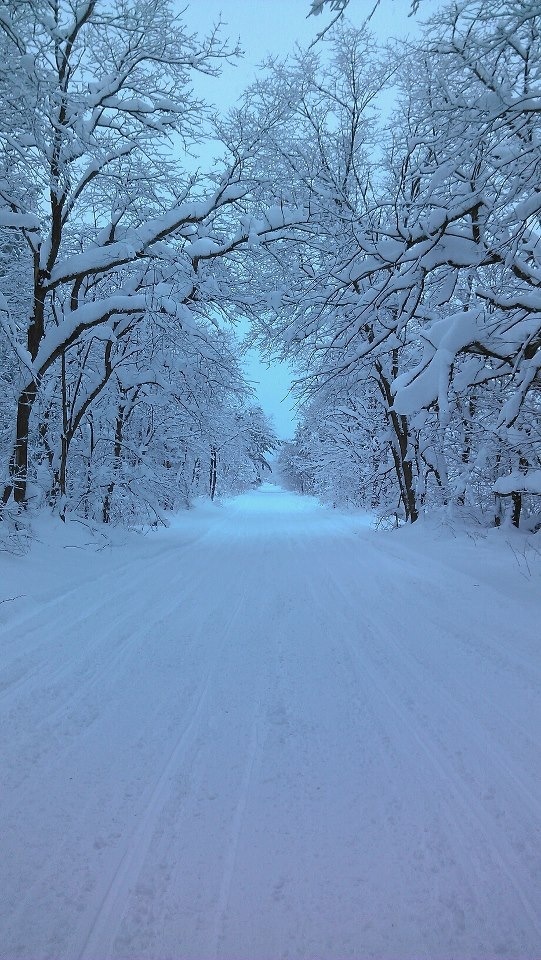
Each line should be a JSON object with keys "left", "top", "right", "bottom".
{"left": 181, "top": 1, "right": 427, "bottom": 438}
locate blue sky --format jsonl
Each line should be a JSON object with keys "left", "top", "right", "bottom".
{"left": 182, "top": 0, "right": 425, "bottom": 438}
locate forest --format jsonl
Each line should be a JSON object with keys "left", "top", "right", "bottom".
{"left": 1, "top": 7, "right": 540, "bottom": 957}
{"left": 1, "top": 0, "right": 540, "bottom": 534}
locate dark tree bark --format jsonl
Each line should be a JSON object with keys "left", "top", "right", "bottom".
{"left": 102, "top": 403, "right": 125, "bottom": 524}
{"left": 209, "top": 446, "right": 217, "bottom": 501}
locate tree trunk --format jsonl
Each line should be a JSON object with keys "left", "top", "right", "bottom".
{"left": 2, "top": 382, "right": 38, "bottom": 506}
{"left": 2, "top": 265, "right": 49, "bottom": 510}
{"left": 56, "top": 349, "right": 69, "bottom": 511}
{"left": 511, "top": 491, "right": 522, "bottom": 528}
{"left": 102, "top": 403, "right": 125, "bottom": 524}
{"left": 375, "top": 357, "right": 419, "bottom": 523}
{"left": 209, "top": 446, "right": 217, "bottom": 501}
{"left": 401, "top": 449, "right": 419, "bottom": 522}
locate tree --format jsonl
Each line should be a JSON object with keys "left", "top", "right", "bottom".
{"left": 0, "top": 0, "right": 232, "bottom": 505}
{"left": 230, "top": 26, "right": 428, "bottom": 521}
{"left": 308, "top": 0, "right": 422, "bottom": 41}
{"left": 273, "top": 2, "right": 541, "bottom": 527}
{"left": 349, "top": 0, "right": 541, "bottom": 524}
{"left": 0, "top": 0, "right": 307, "bottom": 523}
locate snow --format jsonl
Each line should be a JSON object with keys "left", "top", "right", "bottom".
{"left": 47, "top": 197, "right": 231, "bottom": 287}
{"left": 0, "top": 210, "right": 41, "bottom": 231}
{"left": 0, "top": 485, "right": 540, "bottom": 959}
{"left": 48, "top": 243, "right": 139, "bottom": 286}
{"left": 184, "top": 237, "right": 221, "bottom": 258}
{"left": 218, "top": 183, "right": 247, "bottom": 203}
{"left": 33, "top": 294, "right": 146, "bottom": 374}
{"left": 392, "top": 310, "right": 485, "bottom": 415}
{"left": 263, "top": 205, "right": 288, "bottom": 229}
{"left": 494, "top": 469, "right": 541, "bottom": 495}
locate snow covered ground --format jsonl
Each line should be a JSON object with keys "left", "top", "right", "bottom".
{"left": 0, "top": 484, "right": 540, "bottom": 960}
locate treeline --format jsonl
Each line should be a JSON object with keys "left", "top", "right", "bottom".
{"left": 259, "top": 1, "right": 540, "bottom": 529}
{"left": 0, "top": 0, "right": 286, "bottom": 528}
{"left": 1, "top": 1, "right": 540, "bottom": 531}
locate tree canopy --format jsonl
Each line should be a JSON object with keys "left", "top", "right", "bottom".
{"left": 1, "top": 0, "right": 539, "bottom": 532}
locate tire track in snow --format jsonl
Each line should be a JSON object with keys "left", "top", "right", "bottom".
{"left": 366, "top": 532, "right": 541, "bottom": 682}
{"left": 1, "top": 539, "right": 180, "bottom": 636}
{"left": 76, "top": 679, "right": 208, "bottom": 960}
{"left": 1, "top": 543, "right": 248, "bottom": 952}
{"left": 366, "top": 599, "right": 541, "bottom": 819}
{"left": 0, "top": 524, "right": 225, "bottom": 704}
{"left": 75, "top": 583, "right": 248, "bottom": 960}
{"left": 140, "top": 535, "right": 306, "bottom": 960}
{"left": 0, "top": 545, "right": 186, "bottom": 706}
{"left": 3, "top": 490, "right": 540, "bottom": 959}
{"left": 211, "top": 709, "right": 261, "bottom": 957}
{"left": 8, "top": 557, "right": 206, "bottom": 727}
{"left": 335, "top": 541, "right": 541, "bottom": 818}
{"left": 313, "top": 545, "right": 541, "bottom": 944}
{"left": 363, "top": 652, "right": 541, "bottom": 942}
{"left": 0, "top": 551, "right": 210, "bottom": 806}
{"left": 0, "top": 585, "right": 198, "bottom": 806}
{"left": 0, "top": 533, "right": 221, "bottom": 733}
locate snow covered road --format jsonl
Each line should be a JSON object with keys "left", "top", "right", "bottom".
{"left": 1, "top": 486, "right": 540, "bottom": 960}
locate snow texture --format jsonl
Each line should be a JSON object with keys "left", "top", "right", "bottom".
{"left": 494, "top": 470, "right": 541, "bottom": 495}
{"left": 0, "top": 485, "right": 540, "bottom": 959}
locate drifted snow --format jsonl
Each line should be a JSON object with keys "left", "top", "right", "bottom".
{"left": 0, "top": 485, "right": 540, "bottom": 960}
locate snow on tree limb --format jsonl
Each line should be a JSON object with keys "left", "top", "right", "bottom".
{"left": 494, "top": 471, "right": 541, "bottom": 496}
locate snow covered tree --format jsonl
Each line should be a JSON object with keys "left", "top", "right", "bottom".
{"left": 231, "top": 27, "right": 428, "bottom": 521}
{"left": 343, "top": 0, "right": 541, "bottom": 524}
{"left": 0, "top": 0, "right": 234, "bottom": 507}
{"left": 270, "top": 2, "right": 541, "bottom": 527}
{"left": 203, "top": 404, "right": 279, "bottom": 501}
{"left": 0, "top": 0, "right": 306, "bottom": 524}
